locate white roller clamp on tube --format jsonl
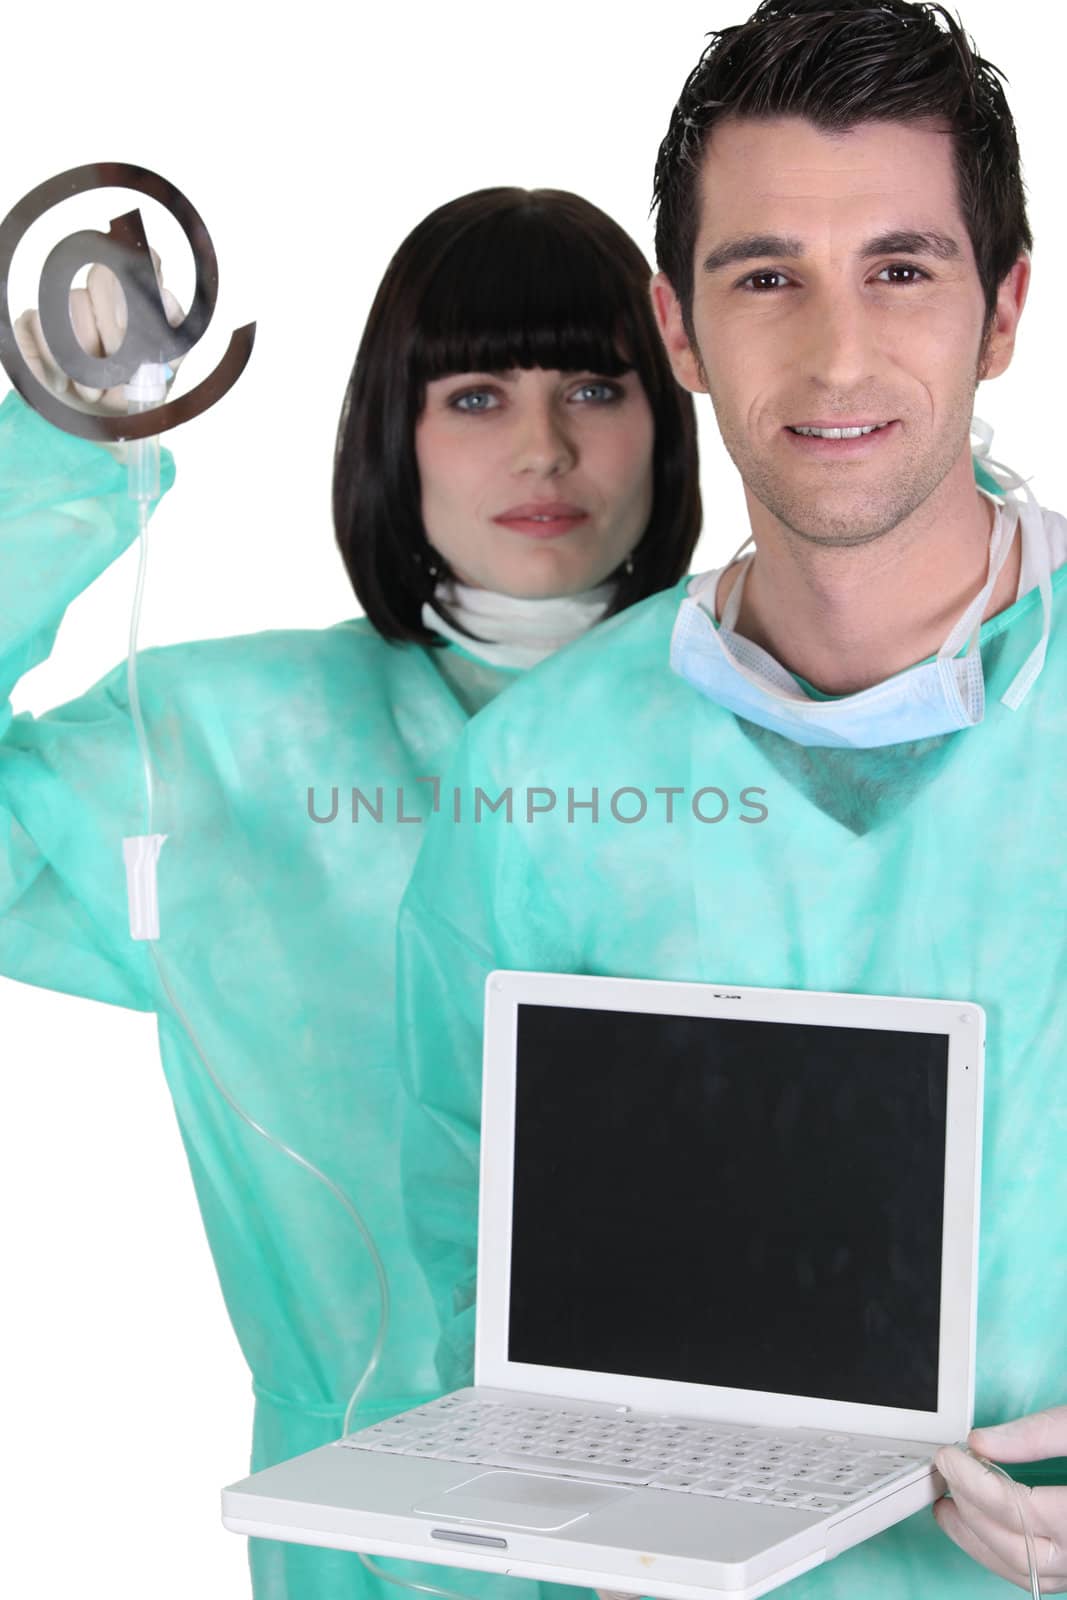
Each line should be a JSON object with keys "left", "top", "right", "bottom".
{"left": 124, "top": 361, "right": 171, "bottom": 502}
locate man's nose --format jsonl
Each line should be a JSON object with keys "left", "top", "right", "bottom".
{"left": 511, "top": 402, "right": 578, "bottom": 476}
{"left": 800, "top": 287, "right": 879, "bottom": 395}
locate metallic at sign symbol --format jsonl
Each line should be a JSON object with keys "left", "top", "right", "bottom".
{"left": 0, "top": 162, "right": 255, "bottom": 442}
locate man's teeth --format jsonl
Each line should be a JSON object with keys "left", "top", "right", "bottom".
{"left": 791, "top": 423, "right": 890, "bottom": 438}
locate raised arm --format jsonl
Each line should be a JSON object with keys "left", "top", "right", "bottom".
{"left": 0, "top": 269, "right": 177, "bottom": 1009}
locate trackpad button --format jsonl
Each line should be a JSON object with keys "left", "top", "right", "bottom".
{"left": 414, "top": 1471, "right": 632, "bottom": 1531}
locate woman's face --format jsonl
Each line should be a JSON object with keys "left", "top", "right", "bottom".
{"left": 414, "top": 365, "right": 655, "bottom": 597}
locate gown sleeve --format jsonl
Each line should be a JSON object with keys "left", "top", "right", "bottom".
{"left": 397, "top": 883, "right": 494, "bottom": 1391}
{"left": 397, "top": 726, "right": 570, "bottom": 1392}
{"left": 0, "top": 390, "right": 175, "bottom": 1010}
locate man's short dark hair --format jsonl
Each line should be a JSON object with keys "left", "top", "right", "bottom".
{"left": 652, "top": 0, "right": 1032, "bottom": 342}
{"left": 334, "top": 188, "right": 702, "bottom": 644}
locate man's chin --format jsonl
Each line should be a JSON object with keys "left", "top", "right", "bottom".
{"left": 762, "top": 494, "right": 918, "bottom": 549}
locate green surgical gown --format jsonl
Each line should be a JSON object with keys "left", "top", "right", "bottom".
{"left": 399, "top": 531, "right": 1067, "bottom": 1598}
{"left": 0, "top": 391, "right": 594, "bottom": 1600}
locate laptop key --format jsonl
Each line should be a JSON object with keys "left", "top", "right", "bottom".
{"left": 647, "top": 1472, "right": 702, "bottom": 1491}
{"left": 792, "top": 1481, "right": 868, "bottom": 1501}
{"left": 435, "top": 1445, "right": 491, "bottom": 1463}
{"left": 845, "top": 1465, "right": 917, "bottom": 1489}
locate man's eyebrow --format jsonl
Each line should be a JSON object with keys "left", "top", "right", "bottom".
{"left": 702, "top": 235, "right": 803, "bottom": 273}
{"left": 861, "top": 229, "right": 962, "bottom": 261}
{"left": 701, "top": 228, "right": 963, "bottom": 274}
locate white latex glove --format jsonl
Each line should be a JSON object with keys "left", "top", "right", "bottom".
{"left": 934, "top": 1406, "right": 1067, "bottom": 1592}
{"left": 13, "top": 252, "right": 183, "bottom": 413}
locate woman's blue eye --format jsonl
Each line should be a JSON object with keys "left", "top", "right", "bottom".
{"left": 451, "top": 390, "right": 499, "bottom": 412}
{"left": 571, "top": 380, "right": 622, "bottom": 403}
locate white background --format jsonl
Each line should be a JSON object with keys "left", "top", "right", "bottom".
{"left": 1, "top": 2, "right": 1060, "bottom": 1595}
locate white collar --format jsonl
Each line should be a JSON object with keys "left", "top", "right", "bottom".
{"left": 421, "top": 578, "right": 615, "bottom": 669}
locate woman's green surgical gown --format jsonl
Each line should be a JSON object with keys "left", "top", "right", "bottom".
{"left": 0, "top": 391, "right": 594, "bottom": 1600}
{"left": 399, "top": 525, "right": 1067, "bottom": 1599}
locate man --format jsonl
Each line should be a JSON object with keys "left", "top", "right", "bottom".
{"left": 398, "top": 1, "right": 1067, "bottom": 1593}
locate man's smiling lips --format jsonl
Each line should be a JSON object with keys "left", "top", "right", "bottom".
{"left": 783, "top": 418, "right": 900, "bottom": 456}
{"left": 492, "top": 501, "right": 590, "bottom": 538}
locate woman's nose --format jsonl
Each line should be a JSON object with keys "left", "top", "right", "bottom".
{"left": 510, "top": 402, "right": 578, "bottom": 476}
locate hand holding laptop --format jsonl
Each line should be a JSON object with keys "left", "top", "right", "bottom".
{"left": 589, "top": 1401, "right": 1067, "bottom": 1600}
{"left": 934, "top": 1405, "right": 1067, "bottom": 1593}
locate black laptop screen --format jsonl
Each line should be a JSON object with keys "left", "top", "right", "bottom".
{"left": 507, "top": 1003, "right": 948, "bottom": 1412}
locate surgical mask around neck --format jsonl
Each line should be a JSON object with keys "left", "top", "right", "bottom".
{"left": 422, "top": 579, "right": 615, "bottom": 670}
{"left": 670, "top": 419, "right": 1053, "bottom": 749}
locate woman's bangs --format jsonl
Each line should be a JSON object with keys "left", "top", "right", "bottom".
{"left": 411, "top": 213, "right": 635, "bottom": 384}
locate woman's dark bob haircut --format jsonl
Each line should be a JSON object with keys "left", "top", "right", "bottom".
{"left": 653, "top": 0, "right": 1032, "bottom": 348}
{"left": 334, "top": 188, "right": 701, "bottom": 644}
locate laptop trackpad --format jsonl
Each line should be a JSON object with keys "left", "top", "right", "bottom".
{"left": 414, "top": 1470, "right": 632, "bottom": 1531}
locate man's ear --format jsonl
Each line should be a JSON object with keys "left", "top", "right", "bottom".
{"left": 978, "top": 255, "right": 1030, "bottom": 382}
{"left": 650, "top": 271, "right": 709, "bottom": 395}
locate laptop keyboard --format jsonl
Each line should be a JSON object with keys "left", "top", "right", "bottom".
{"left": 340, "top": 1395, "right": 929, "bottom": 1510}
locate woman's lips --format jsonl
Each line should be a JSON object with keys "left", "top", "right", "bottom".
{"left": 492, "top": 502, "right": 590, "bottom": 539}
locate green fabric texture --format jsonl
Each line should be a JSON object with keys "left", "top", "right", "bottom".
{"left": 0, "top": 390, "right": 587, "bottom": 1600}
{"left": 974, "top": 459, "right": 1002, "bottom": 497}
{"left": 398, "top": 548, "right": 1067, "bottom": 1598}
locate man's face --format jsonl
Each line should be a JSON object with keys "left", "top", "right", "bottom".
{"left": 654, "top": 115, "right": 1024, "bottom": 548}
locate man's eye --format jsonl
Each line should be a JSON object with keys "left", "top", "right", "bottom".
{"left": 570, "top": 380, "right": 623, "bottom": 403}
{"left": 450, "top": 390, "right": 500, "bottom": 413}
{"left": 739, "top": 271, "right": 790, "bottom": 293}
{"left": 877, "top": 263, "right": 930, "bottom": 285}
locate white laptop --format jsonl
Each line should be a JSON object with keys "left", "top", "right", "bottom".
{"left": 223, "top": 971, "right": 984, "bottom": 1600}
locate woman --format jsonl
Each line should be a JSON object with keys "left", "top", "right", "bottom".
{"left": 3, "top": 187, "right": 700, "bottom": 1599}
